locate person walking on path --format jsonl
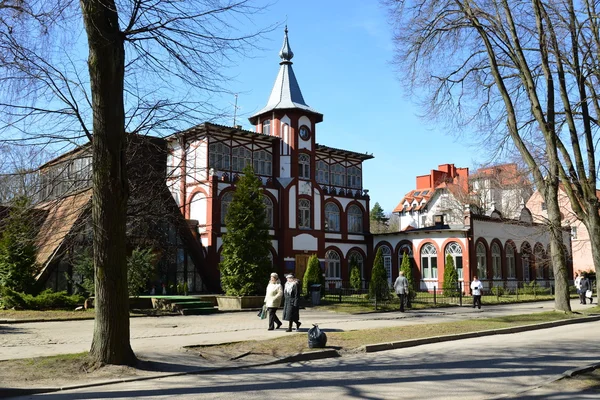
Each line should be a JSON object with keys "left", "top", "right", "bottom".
{"left": 264, "top": 273, "right": 283, "bottom": 331}
{"left": 394, "top": 271, "right": 409, "bottom": 312}
{"left": 283, "top": 273, "right": 301, "bottom": 332}
{"left": 580, "top": 273, "right": 592, "bottom": 305}
{"left": 471, "top": 276, "right": 483, "bottom": 309}
{"left": 575, "top": 272, "right": 583, "bottom": 304}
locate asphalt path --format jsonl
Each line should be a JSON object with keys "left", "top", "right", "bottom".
{"left": 11, "top": 319, "right": 600, "bottom": 400}
{"left": 1, "top": 300, "right": 591, "bottom": 364}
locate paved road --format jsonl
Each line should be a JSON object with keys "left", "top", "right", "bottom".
{"left": 11, "top": 319, "right": 600, "bottom": 399}
{"left": 0, "top": 300, "right": 591, "bottom": 364}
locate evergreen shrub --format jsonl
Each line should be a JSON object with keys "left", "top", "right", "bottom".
{"left": 369, "top": 248, "right": 389, "bottom": 300}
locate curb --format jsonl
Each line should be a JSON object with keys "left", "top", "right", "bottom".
{"left": 361, "top": 315, "right": 600, "bottom": 353}
{"left": 3, "top": 315, "right": 600, "bottom": 399}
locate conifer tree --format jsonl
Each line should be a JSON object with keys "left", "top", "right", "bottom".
{"left": 349, "top": 257, "right": 362, "bottom": 290}
{"left": 0, "top": 197, "right": 37, "bottom": 293}
{"left": 302, "top": 254, "right": 322, "bottom": 296}
{"left": 369, "top": 247, "right": 389, "bottom": 300}
{"left": 443, "top": 254, "right": 459, "bottom": 297}
{"left": 219, "top": 165, "right": 271, "bottom": 296}
{"left": 400, "top": 253, "right": 415, "bottom": 301}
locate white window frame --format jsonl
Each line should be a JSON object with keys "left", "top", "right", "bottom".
{"left": 316, "top": 160, "right": 329, "bottom": 185}
{"left": 381, "top": 246, "right": 393, "bottom": 286}
{"left": 421, "top": 243, "right": 438, "bottom": 279}
{"left": 491, "top": 243, "right": 502, "bottom": 279}
{"left": 262, "top": 119, "right": 271, "bottom": 136}
{"left": 445, "top": 242, "right": 463, "bottom": 280}
{"left": 299, "top": 154, "right": 310, "bottom": 180}
{"left": 231, "top": 146, "right": 252, "bottom": 172}
{"left": 209, "top": 142, "right": 230, "bottom": 171}
{"left": 476, "top": 242, "right": 487, "bottom": 279}
{"left": 253, "top": 150, "right": 272, "bottom": 176}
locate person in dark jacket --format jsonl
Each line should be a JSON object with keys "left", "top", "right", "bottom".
{"left": 283, "top": 273, "right": 301, "bottom": 332}
{"left": 580, "top": 273, "right": 592, "bottom": 305}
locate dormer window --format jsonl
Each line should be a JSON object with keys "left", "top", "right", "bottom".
{"left": 413, "top": 191, "right": 421, "bottom": 196}
{"left": 262, "top": 119, "right": 271, "bottom": 136}
{"left": 421, "top": 190, "right": 429, "bottom": 195}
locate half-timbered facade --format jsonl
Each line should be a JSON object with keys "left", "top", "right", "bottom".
{"left": 166, "top": 28, "right": 373, "bottom": 290}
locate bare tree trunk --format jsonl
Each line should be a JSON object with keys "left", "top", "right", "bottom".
{"left": 80, "top": 0, "right": 135, "bottom": 365}
{"left": 584, "top": 209, "right": 600, "bottom": 296}
{"left": 545, "top": 183, "right": 570, "bottom": 311}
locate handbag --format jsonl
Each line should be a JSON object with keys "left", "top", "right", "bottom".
{"left": 257, "top": 304, "right": 268, "bottom": 319}
{"left": 586, "top": 290, "right": 593, "bottom": 299}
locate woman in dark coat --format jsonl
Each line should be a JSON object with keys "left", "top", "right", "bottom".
{"left": 282, "top": 274, "right": 301, "bottom": 332}
{"left": 580, "top": 273, "right": 592, "bottom": 305}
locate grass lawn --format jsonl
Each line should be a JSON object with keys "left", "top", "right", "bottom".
{"left": 0, "top": 308, "right": 177, "bottom": 320}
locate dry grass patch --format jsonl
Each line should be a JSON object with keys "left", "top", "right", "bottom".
{"left": 0, "top": 308, "right": 177, "bottom": 321}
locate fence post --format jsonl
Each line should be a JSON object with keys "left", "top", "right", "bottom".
{"left": 496, "top": 285, "right": 500, "bottom": 301}
{"left": 516, "top": 284, "right": 519, "bottom": 300}
{"left": 433, "top": 286, "right": 437, "bottom": 305}
{"left": 338, "top": 289, "right": 342, "bottom": 303}
{"left": 459, "top": 281, "right": 463, "bottom": 307}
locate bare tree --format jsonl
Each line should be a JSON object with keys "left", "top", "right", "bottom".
{"left": 384, "top": 0, "right": 600, "bottom": 312}
{"left": 0, "top": 0, "right": 271, "bottom": 365}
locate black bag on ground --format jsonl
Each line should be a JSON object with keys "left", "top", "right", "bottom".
{"left": 307, "top": 324, "right": 327, "bottom": 349}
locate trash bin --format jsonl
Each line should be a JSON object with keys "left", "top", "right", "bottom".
{"left": 310, "top": 284, "right": 322, "bottom": 305}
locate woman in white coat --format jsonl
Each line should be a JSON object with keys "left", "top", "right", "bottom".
{"left": 264, "top": 273, "right": 283, "bottom": 330}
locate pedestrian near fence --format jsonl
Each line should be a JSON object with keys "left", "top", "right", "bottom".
{"left": 264, "top": 273, "right": 283, "bottom": 330}
{"left": 471, "top": 276, "right": 483, "bottom": 309}
{"left": 394, "top": 271, "right": 409, "bottom": 312}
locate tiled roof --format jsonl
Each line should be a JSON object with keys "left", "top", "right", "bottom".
{"left": 34, "top": 189, "right": 92, "bottom": 278}
{"left": 167, "top": 122, "right": 279, "bottom": 142}
{"left": 393, "top": 188, "right": 435, "bottom": 213}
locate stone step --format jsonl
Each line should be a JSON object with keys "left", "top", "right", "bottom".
{"left": 181, "top": 307, "right": 219, "bottom": 315}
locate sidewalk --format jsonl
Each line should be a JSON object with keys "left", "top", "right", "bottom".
{"left": 1, "top": 300, "right": 598, "bottom": 398}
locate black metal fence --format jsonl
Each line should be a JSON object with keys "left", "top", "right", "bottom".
{"left": 319, "top": 279, "right": 573, "bottom": 309}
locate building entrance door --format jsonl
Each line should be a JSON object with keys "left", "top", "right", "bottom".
{"left": 295, "top": 254, "right": 311, "bottom": 283}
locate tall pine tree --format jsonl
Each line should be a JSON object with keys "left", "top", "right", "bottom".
{"left": 219, "top": 165, "right": 272, "bottom": 296}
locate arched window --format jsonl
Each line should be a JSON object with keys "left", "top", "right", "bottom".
{"left": 220, "top": 192, "right": 234, "bottom": 224}
{"left": 534, "top": 244, "right": 545, "bottom": 279}
{"left": 381, "top": 245, "right": 392, "bottom": 286}
{"left": 263, "top": 195, "right": 273, "bottom": 228}
{"left": 262, "top": 119, "right": 271, "bottom": 136}
{"left": 299, "top": 153, "right": 310, "bottom": 179}
{"left": 208, "top": 142, "right": 230, "bottom": 170}
{"left": 325, "top": 250, "right": 341, "bottom": 279}
{"left": 506, "top": 243, "right": 516, "bottom": 279}
{"left": 421, "top": 243, "right": 438, "bottom": 279}
{"left": 348, "top": 251, "right": 364, "bottom": 282}
{"left": 298, "top": 199, "right": 310, "bottom": 229}
{"left": 521, "top": 242, "right": 531, "bottom": 282}
{"left": 491, "top": 243, "right": 502, "bottom": 279}
{"left": 324, "top": 202, "right": 340, "bottom": 231}
{"left": 476, "top": 242, "right": 487, "bottom": 279}
{"left": 253, "top": 150, "right": 272, "bottom": 176}
{"left": 445, "top": 242, "right": 463, "bottom": 280}
{"left": 347, "top": 205, "right": 363, "bottom": 233}
{"left": 316, "top": 160, "right": 329, "bottom": 185}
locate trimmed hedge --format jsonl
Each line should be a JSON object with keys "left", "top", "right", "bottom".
{"left": 0, "top": 287, "right": 85, "bottom": 310}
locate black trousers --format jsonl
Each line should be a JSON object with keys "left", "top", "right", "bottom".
{"left": 397, "top": 293, "right": 407, "bottom": 312}
{"left": 473, "top": 295, "right": 482, "bottom": 309}
{"left": 268, "top": 307, "right": 281, "bottom": 330}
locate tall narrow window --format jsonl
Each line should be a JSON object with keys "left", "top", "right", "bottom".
{"left": 325, "top": 250, "right": 341, "bottom": 279}
{"left": 324, "top": 202, "right": 340, "bottom": 231}
{"left": 231, "top": 147, "right": 252, "bottom": 172}
{"left": 522, "top": 243, "right": 531, "bottom": 281}
{"left": 476, "top": 242, "right": 487, "bottom": 279}
{"left": 506, "top": 244, "right": 516, "bottom": 279}
{"left": 381, "top": 245, "right": 392, "bottom": 286}
{"left": 316, "top": 160, "right": 329, "bottom": 185}
{"left": 253, "top": 150, "right": 272, "bottom": 176}
{"left": 298, "top": 199, "right": 310, "bottom": 229}
{"left": 534, "top": 245, "right": 545, "bottom": 279}
{"left": 330, "top": 164, "right": 346, "bottom": 186}
{"left": 220, "top": 192, "right": 234, "bottom": 224}
{"left": 262, "top": 119, "right": 271, "bottom": 136}
{"left": 263, "top": 195, "right": 273, "bottom": 228}
{"left": 299, "top": 154, "right": 310, "bottom": 180}
{"left": 209, "top": 142, "right": 231, "bottom": 170}
{"left": 347, "top": 166, "right": 362, "bottom": 188}
{"left": 445, "top": 242, "right": 463, "bottom": 280}
{"left": 491, "top": 243, "right": 502, "bottom": 279}
{"left": 347, "top": 205, "right": 363, "bottom": 233}
{"left": 421, "top": 243, "right": 438, "bottom": 279}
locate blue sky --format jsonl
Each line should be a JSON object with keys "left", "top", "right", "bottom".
{"left": 216, "top": 1, "right": 483, "bottom": 213}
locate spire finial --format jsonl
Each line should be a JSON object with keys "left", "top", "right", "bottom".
{"left": 279, "top": 25, "right": 294, "bottom": 63}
